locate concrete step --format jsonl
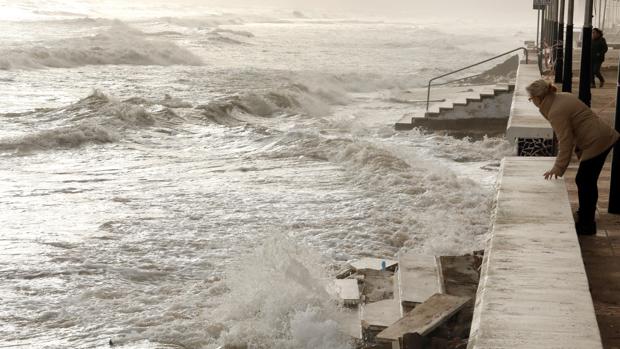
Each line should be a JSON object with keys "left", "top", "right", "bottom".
{"left": 376, "top": 293, "right": 470, "bottom": 348}
{"left": 361, "top": 299, "right": 402, "bottom": 332}
{"left": 395, "top": 115, "right": 414, "bottom": 130}
{"left": 423, "top": 84, "right": 515, "bottom": 119}
{"left": 339, "top": 306, "right": 363, "bottom": 340}
{"left": 397, "top": 253, "right": 444, "bottom": 311}
{"left": 396, "top": 83, "right": 516, "bottom": 129}
{"left": 334, "top": 279, "right": 361, "bottom": 306}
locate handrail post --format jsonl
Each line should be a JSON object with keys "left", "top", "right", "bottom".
{"left": 524, "top": 47, "right": 529, "bottom": 64}
{"left": 426, "top": 81, "right": 432, "bottom": 111}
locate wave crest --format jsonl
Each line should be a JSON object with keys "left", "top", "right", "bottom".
{"left": 195, "top": 83, "right": 349, "bottom": 125}
{"left": 0, "top": 124, "right": 117, "bottom": 152}
{"left": 0, "top": 90, "right": 188, "bottom": 153}
{"left": 0, "top": 24, "right": 202, "bottom": 70}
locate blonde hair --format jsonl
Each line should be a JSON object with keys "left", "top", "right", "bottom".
{"left": 526, "top": 79, "right": 557, "bottom": 98}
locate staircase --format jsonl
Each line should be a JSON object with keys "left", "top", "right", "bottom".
{"left": 395, "top": 84, "right": 516, "bottom": 132}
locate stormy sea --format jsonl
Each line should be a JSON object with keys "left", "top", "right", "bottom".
{"left": 0, "top": 1, "right": 531, "bottom": 348}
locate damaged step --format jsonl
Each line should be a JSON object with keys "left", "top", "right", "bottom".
{"left": 339, "top": 306, "right": 363, "bottom": 340}
{"left": 361, "top": 298, "right": 402, "bottom": 334}
{"left": 333, "top": 279, "right": 361, "bottom": 306}
{"left": 376, "top": 293, "right": 470, "bottom": 348}
{"left": 397, "top": 253, "right": 445, "bottom": 312}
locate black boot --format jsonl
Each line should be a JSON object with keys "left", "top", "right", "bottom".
{"left": 576, "top": 221, "right": 597, "bottom": 235}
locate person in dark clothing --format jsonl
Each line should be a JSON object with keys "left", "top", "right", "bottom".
{"left": 527, "top": 79, "right": 620, "bottom": 235}
{"left": 591, "top": 28, "right": 608, "bottom": 88}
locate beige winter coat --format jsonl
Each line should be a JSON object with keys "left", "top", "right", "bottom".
{"left": 538, "top": 92, "right": 619, "bottom": 176}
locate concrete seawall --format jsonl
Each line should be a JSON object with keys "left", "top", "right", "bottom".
{"left": 468, "top": 158, "right": 602, "bottom": 349}
{"left": 467, "top": 59, "right": 603, "bottom": 348}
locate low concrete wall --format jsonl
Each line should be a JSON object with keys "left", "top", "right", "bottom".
{"left": 468, "top": 157, "right": 602, "bottom": 349}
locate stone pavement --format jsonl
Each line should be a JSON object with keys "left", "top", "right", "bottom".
{"left": 559, "top": 67, "right": 620, "bottom": 349}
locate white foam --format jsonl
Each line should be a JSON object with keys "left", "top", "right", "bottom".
{"left": 0, "top": 23, "right": 202, "bottom": 70}
{"left": 265, "top": 129, "right": 504, "bottom": 255}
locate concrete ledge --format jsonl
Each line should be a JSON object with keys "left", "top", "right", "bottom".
{"left": 468, "top": 157, "right": 602, "bottom": 349}
{"left": 405, "top": 118, "right": 508, "bottom": 135}
{"left": 505, "top": 63, "right": 553, "bottom": 144}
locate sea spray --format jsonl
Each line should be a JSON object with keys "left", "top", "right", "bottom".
{"left": 212, "top": 235, "right": 353, "bottom": 349}
{"left": 0, "top": 13, "right": 528, "bottom": 348}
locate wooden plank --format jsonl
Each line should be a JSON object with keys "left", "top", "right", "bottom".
{"left": 376, "top": 294, "right": 470, "bottom": 342}
{"left": 397, "top": 253, "right": 444, "bottom": 307}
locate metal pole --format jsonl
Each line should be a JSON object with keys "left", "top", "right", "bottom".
{"left": 545, "top": 4, "right": 551, "bottom": 50}
{"left": 579, "top": 0, "right": 594, "bottom": 106}
{"left": 540, "top": 7, "right": 547, "bottom": 73}
{"left": 563, "top": 0, "right": 575, "bottom": 92}
{"left": 547, "top": 3, "right": 555, "bottom": 70}
{"left": 603, "top": 0, "right": 608, "bottom": 29}
{"left": 552, "top": 0, "right": 559, "bottom": 65}
{"left": 610, "top": 51, "right": 620, "bottom": 213}
{"left": 537, "top": 9, "right": 541, "bottom": 49}
{"left": 556, "top": 0, "right": 566, "bottom": 83}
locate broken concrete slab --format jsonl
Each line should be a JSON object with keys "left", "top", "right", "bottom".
{"left": 397, "top": 253, "right": 444, "bottom": 309}
{"left": 338, "top": 306, "right": 363, "bottom": 340}
{"left": 350, "top": 257, "right": 398, "bottom": 273}
{"left": 361, "top": 299, "right": 402, "bottom": 332}
{"left": 334, "top": 279, "right": 360, "bottom": 306}
{"left": 377, "top": 293, "right": 470, "bottom": 346}
{"left": 361, "top": 269, "right": 395, "bottom": 303}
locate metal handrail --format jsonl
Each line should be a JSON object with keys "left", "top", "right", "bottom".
{"left": 425, "top": 47, "right": 529, "bottom": 111}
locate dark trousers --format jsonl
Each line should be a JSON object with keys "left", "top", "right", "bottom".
{"left": 576, "top": 145, "right": 614, "bottom": 223}
{"left": 592, "top": 60, "right": 605, "bottom": 85}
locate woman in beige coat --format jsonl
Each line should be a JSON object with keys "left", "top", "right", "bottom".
{"left": 527, "top": 79, "right": 619, "bottom": 235}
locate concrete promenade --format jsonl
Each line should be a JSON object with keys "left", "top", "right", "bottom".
{"left": 469, "top": 157, "right": 602, "bottom": 349}
{"left": 562, "top": 66, "right": 620, "bottom": 349}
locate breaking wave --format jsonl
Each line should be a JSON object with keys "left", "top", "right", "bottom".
{"left": 195, "top": 82, "right": 350, "bottom": 125}
{"left": 0, "top": 24, "right": 202, "bottom": 70}
{"left": 263, "top": 130, "right": 499, "bottom": 255}
{"left": 0, "top": 124, "right": 118, "bottom": 152}
{"left": 212, "top": 28, "right": 254, "bottom": 38}
{"left": 0, "top": 91, "right": 187, "bottom": 152}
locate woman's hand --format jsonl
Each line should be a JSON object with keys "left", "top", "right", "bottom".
{"left": 543, "top": 168, "right": 561, "bottom": 180}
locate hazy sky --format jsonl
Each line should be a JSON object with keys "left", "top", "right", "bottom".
{"left": 5, "top": 0, "right": 601, "bottom": 27}
{"left": 210, "top": 0, "right": 537, "bottom": 23}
